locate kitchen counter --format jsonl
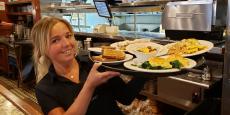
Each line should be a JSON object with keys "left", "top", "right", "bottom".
{"left": 74, "top": 31, "right": 166, "bottom": 43}
{"left": 151, "top": 57, "right": 223, "bottom": 111}
{"left": 168, "top": 59, "right": 223, "bottom": 89}
{"left": 74, "top": 32, "right": 225, "bottom": 47}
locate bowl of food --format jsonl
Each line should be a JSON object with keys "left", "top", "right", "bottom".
{"left": 126, "top": 42, "right": 163, "bottom": 61}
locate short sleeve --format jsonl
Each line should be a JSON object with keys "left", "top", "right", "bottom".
{"left": 35, "top": 88, "right": 60, "bottom": 115}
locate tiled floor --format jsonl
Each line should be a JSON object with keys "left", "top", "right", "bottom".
{"left": 0, "top": 93, "right": 24, "bottom": 115}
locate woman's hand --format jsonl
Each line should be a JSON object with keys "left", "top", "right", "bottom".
{"left": 85, "top": 62, "right": 120, "bottom": 90}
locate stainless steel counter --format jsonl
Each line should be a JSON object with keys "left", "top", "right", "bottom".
{"left": 153, "top": 58, "right": 223, "bottom": 111}
{"left": 75, "top": 31, "right": 224, "bottom": 112}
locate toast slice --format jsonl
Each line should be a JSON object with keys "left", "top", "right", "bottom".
{"left": 92, "top": 55, "right": 120, "bottom": 62}
{"left": 102, "top": 49, "right": 125, "bottom": 60}
{"left": 101, "top": 46, "right": 116, "bottom": 50}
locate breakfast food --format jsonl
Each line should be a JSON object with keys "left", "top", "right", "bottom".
{"left": 92, "top": 49, "right": 126, "bottom": 62}
{"left": 140, "top": 55, "right": 189, "bottom": 69}
{"left": 168, "top": 38, "right": 207, "bottom": 55}
{"left": 92, "top": 55, "right": 122, "bottom": 62}
{"left": 101, "top": 46, "right": 116, "bottom": 50}
{"left": 137, "top": 46, "right": 157, "bottom": 53}
{"left": 102, "top": 49, "right": 125, "bottom": 60}
{"left": 111, "top": 39, "right": 151, "bottom": 50}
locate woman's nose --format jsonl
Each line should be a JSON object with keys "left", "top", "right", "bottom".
{"left": 62, "top": 37, "right": 71, "bottom": 47}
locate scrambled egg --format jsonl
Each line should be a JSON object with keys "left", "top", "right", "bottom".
{"left": 148, "top": 57, "right": 172, "bottom": 69}
{"left": 137, "top": 46, "right": 156, "bottom": 53}
{"left": 168, "top": 38, "right": 207, "bottom": 55}
{"left": 148, "top": 55, "right": 188, "bottom": 69}
{"left": 167, "top": 55, "right": 189, "bottom": 67}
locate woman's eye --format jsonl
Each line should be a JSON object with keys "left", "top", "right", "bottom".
{"left": 66, "top": 34, "right": 72, "bottom": 39}
{"left": 51, "top": 38, "right": 59, "bottom": 43}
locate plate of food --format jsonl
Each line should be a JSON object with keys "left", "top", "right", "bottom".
{"left": 123, "top": 55, "right": 196, "bottom": 73}
{"left": 90, "top": 48, "right": 133, "bottom": 65}
{"left": 88, "top": 46, "right": 116, "bottom": 54}
{"left": 165, "top": 39, "right": 214, "bottom": 57}
{"left": 110, "top": 39, "right": 151, "bottom": 51}
{"left": 126, "top": 42, "right": 166, "bottom": 61}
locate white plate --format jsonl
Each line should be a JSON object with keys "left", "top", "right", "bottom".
{"left": 93, "top": 54, "right": 133, "bottom": 65}
{"left": 110, "top": 40, "right": 130, "bottom": 51}
{"left": 165, "top": 40, "right": 214, "bottom": 57}
{"left": 123, "top": 58, "right": 196, "bottom": 73}
{"left": 88, "top": 47, "right": 102, "bottom": 53}
{"left": 110, "top": 39, "right": 151, "bottom": 51}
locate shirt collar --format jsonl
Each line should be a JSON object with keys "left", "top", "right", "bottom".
{"left": 48, "top": 55, "right": 83, "bottom": 84}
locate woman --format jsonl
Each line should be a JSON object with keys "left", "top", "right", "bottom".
{"left": 32, "top": 17, "right": 146, "bottom": 115}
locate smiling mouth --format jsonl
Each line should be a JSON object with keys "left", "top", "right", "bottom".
{"left": 63, "top": 49, "right": 74, "bottom": 55}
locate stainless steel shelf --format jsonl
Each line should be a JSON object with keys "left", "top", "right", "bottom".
{"left": 41, "top": 1, "right": 172, "bottom": 13}
{"left": 118, "top": 0, "right": 170, "bottom": 7}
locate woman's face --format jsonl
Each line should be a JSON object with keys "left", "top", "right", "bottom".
{"left": 46, "top": 22, "right": 76, "bottom": 65}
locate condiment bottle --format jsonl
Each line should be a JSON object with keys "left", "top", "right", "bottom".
{"left": 84, "top": 37, "right": 92, "bottom": 50}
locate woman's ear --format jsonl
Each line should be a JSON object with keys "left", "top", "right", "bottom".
{"left": 39, "top": 55, "right": 45, "bottom": 64}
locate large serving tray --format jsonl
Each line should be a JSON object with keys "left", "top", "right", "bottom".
{"left": 89, "top": 52, "right": 205, "bottom": 78}
{"left": 88, "top": 39, "right": 216, "bottom": 78}
{"left": 99, "top": 62, "right": 188, "bottom": 78}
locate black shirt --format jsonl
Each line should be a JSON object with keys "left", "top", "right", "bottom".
{"left": 35, "top": 54, "right": 146, "bottom": 115}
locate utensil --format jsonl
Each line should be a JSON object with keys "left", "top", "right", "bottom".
{"left": 181, "top": 56, "right": 206, "bottom": 74}
{"left": 194, "top": 56, "right": 206, "bottom": 69}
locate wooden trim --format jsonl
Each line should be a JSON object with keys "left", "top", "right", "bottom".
{"left": 0, "top": 43, "right": 9, "bottom": 73}
{"left": 6, "top": 0, "right": 32, "bottom": 5}
{"left": 32, "top": 0, "right": 41, "bottom": 22}
{"left": 0, "top": 0, "right": 10, "bottom": 22}
{"left": 0, "top": 84, "right": 42, "bottom": 115}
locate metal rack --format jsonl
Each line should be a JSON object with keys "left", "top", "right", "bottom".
{"left": 40, "top": 1, "right": 171, "bottom": 13}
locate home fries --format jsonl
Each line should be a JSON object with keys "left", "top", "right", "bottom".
{"left": 168, "top": 38, "right": 207, "bottom": 55}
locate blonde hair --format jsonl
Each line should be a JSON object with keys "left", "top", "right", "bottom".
{"left": 31, "top": 16, "right": 75, "bottom": 83}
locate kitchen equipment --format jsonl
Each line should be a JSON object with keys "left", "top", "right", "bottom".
{"left": 84, "top": 38, "right": 92, "bottom": 50}
{"left": 162, "top": 0, "right": 225, "bottom": 40}
{"left": 157, "top": 0, "right": 224, "bottom": 112}
{"left": 162, "top": 1, "right": 213, "bottom": 31}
